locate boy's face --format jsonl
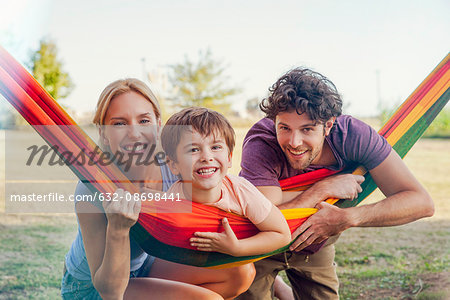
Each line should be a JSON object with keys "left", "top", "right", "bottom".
{"left": 275, "top": 110, "right": 335, "bottom": 170}
{"left": 169, "top": 129, "right": 232, "bottom": 194}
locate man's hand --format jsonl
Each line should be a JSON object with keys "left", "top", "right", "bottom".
{"left": 314, "top": 174, "right": 365, "bottom": 200}
{"left": 190, "top": 218, "right": 241, "bottom": 256}
{"left": 289, "top": 202, "right": 354, "bottom": 252}
{"left": 280, "top": 174, "right": 365, "bottom": 209}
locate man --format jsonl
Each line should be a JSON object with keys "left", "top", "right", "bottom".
{"left": 237, "top": 68, "right": 434, "bottom": 299}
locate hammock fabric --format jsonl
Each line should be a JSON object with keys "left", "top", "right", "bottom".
{"left": 1, "top": 46, "right": 449, "bottom": 268}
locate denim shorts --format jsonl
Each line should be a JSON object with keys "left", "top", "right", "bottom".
{"left": 61, "top": 255, "right": 155, "bottom": 299}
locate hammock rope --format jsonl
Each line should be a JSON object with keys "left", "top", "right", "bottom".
{"left": 1, "top": 46, "right": 448, "bottom": 268}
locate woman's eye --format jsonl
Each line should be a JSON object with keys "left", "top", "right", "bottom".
{"left": 140, "top": 119, "right": 151, "bottom": 124}
{"left": 113, "top": 122, "right": 126, "bottom": 126}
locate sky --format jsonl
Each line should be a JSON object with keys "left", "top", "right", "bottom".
{"left": 1, "top": 0, "right": 449, "bottom": 118}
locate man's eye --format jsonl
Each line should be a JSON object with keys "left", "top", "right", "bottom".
{"left": 303, "top": 128, "right": 313, "bottom": 133}
{"left": 280, "top": 126, "right": 290, "bottom": 131}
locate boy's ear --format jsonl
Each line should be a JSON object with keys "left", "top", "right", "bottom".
{"left": 324, "top": 117, "right": 336, "bottom": 136}
{"left": 166, "top": 156, "right": 180, "bottom": 176}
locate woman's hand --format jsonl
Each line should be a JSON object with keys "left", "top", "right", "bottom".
{"left": 102, "top": 188, "right": 141, "bottom": 232}
{"left": 190, "top": 218, "right": 241, "bottom": 256}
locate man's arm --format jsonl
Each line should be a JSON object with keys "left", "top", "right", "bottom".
{"left": 289, "top": 150, "right": 434, "bottom": 251}
{"left": 257, "top": 173, "right": 365, "bottom": 209}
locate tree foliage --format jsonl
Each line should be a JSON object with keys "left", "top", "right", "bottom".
{"left": 30, "top": 39, "right": 73, "bottom": 100}
{"left": 168, "top": 49, "right": 239, "bottom": 114}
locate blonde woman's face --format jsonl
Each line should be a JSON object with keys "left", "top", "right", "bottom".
{"left": 101, "top": 91, "right": 160, "bottom": 162}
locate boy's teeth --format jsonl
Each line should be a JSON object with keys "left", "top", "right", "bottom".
{"left": 197, "top": 168, "right": 217, "bottom": 175}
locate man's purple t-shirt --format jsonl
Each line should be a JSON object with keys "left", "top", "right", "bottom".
{"left": 239, "top": 115, "right": 391, "bottom": 254}
{"left": 240, "top": 115, "right": 392, "bottom": 187}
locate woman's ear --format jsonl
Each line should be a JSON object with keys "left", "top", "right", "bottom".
{"left": 98, "top": 126, "right": 109, "bottom": 147}
{"left": 228, "top": 152, "right": 233, "bottom": 169}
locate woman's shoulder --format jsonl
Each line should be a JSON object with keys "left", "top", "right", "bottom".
{"left": 74, "top": 181, "right": 104, "bottom": 213}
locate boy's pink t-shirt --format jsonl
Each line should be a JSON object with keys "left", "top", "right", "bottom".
{"left": 168, "top": 174, "right": 274, "bottom": 225}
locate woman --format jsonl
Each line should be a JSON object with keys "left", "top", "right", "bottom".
{"left": 61, "top": 78, "right": 254, "bottom": 300}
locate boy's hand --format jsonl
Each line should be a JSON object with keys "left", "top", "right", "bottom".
{"left": 190, "top": 218, "right": 241, "bottom": 256}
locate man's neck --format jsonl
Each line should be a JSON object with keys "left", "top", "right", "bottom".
{"left": 311, "top": 139, "right": 338, "bottom": 167}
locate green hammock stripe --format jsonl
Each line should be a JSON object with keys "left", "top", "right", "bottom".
{"left": 337, "top": 87, "right": 449, "bottom": 208}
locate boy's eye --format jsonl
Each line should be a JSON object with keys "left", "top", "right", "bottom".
{"left": 212, "top": 145, "right": 223, "bottom": 150}
{"left": 302, "top": 128, "right": 313, "bottom": 133}
{"left": 189, "top": 147, "right": 199, "bottom": 153}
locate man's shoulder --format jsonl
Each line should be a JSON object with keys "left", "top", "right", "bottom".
{"left": 330, "top": 115, "right": 373, "bottom": 141}
{"left": 330, "top": 115, "right": 391, "bottom": 170}
{"left": 244, "top": 118, "right": 276, "bottom": 140}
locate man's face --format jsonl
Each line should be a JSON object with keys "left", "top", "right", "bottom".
{"left": 275, "top": 111, "right": 334, "bottom": 170}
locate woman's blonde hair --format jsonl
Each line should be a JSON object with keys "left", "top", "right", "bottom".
{"left": 93, "top": 78, "right": 161, "bottom": 125}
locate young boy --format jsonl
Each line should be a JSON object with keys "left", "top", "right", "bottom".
{"left": 161, "top": 107, "right": 291, "bottom": 257}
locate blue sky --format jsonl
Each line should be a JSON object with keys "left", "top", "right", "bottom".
{"left": 1, "top": 0, "right": 449, "bottom": 117}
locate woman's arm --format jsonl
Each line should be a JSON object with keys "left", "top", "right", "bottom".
{"left": 77, "top": 189, "right": 141, "bottom": 300}
{"left": 190, "top": 206, "right": 291, "bottom": 256}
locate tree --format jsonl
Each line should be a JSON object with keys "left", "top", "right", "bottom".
{"left": 246, "top": 96, "right": 264, "bottom": 119}
{"left": 30, "top": 39, "right": 74, "bottom": 100}
{"left": 168, "top": 49, "right": 239, "bottom": 114}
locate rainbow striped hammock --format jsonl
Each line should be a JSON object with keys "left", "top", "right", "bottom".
{"left": 1, "top": 46, "right": 449, "bottom": 268}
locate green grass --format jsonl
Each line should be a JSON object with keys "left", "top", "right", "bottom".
{"left": 0, "top": 223, "right": 77, "bottom": 299}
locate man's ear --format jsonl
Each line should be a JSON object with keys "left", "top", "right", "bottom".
{"left": 324, "top": 117, "right": 336, "bottom": 136}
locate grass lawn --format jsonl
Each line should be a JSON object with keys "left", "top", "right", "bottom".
{"left": 1, "top": 129, "right": 449, "bottom": 299}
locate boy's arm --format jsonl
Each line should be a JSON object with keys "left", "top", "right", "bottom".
{"left": 190, "top": 206, "right": 291, "bottom": 256}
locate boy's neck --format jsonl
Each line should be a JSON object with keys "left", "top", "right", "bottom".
{"left": 182, "top": 183, "right": 222, "bottom": 204}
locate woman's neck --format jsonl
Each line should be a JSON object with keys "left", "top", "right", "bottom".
{"left": 126, "top": 165, "right": 163, "bottom": 191}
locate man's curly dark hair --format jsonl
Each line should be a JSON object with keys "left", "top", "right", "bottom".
{"left": 260, "top": 68, "right": 343, "bottom": 122}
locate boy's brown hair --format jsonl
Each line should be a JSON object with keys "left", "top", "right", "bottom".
{"left": 161, "top": 107, "right": 235, "bottom": 160}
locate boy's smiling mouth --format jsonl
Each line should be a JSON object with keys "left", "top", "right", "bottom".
{"left": 195, "top": 167, "right": 218, "bottom": 177}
